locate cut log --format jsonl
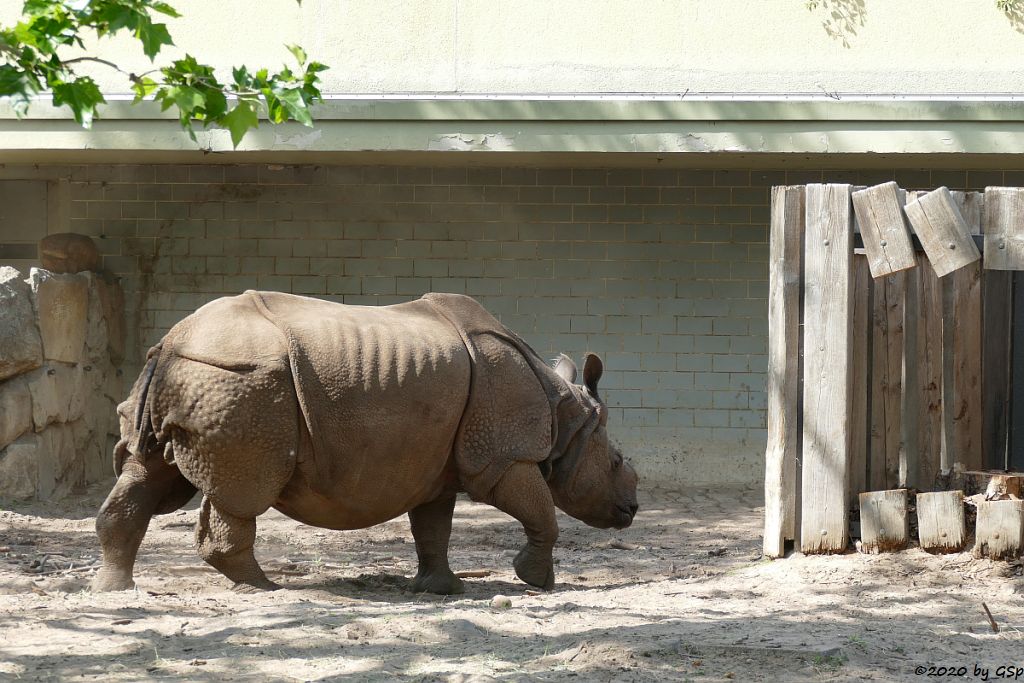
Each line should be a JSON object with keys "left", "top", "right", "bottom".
{"left": 763, "top": 186, "right": 805, "bottom": 559}
{"left": 974, "top": 500, "right": 1024, "bottom": 560}
{"left": 859, "top": 489, "right": 909, "bottom": 553}
{"left": 983, "top": 187, "right": 1024, "bottom": 271}
{"left": 951, "top": 470, "right": 1024, "bottom": 497}
{"left": 904, "top": 187, "right": 981, "bottom": 277}
{"left": 801, "top": 184, "right": 853, "bottom": 554}
{"left": 916, "top": 491, "right": 966, "bottom": 553}
{"left": 851, "top": 182, "right": 916, "bottom": 278}
{"left": 985, "top": 474, "right": 1023, "bottom": 501}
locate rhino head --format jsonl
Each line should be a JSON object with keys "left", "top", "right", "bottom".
{"left": 545, "top": 353, "right": 639, "bottom": 530}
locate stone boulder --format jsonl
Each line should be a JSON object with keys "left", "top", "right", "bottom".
{"left": 94, "top": 273, "right": 125, "bottom": 365}
{"left": 26, "top": 364, "right": 87, "bottom": 431}
{"left": 0, "top": 267, "right": 43, "bottom": 381}
{"left": 0, "top": 435, "right": 39, "bottom": 500}
{"left": 38, "top": 233, "right": 101, "bottom": 274}
{"left": 0, "top": 376, "right": 32, "bottom": 450}
{"left": 0, "top": 426, "right": 81, "bottom": 501}
{"left": 29, "top": 268, "right": 89, "bottom": 364}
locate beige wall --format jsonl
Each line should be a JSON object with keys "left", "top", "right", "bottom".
{"left": 2, "top": 1, "right": 1024, "bottom": 96}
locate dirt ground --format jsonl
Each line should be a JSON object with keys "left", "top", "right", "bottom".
{"left": 1, "top": 484, "right": 1022, "bottom": 683}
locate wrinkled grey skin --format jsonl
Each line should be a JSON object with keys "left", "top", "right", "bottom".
{"left": 93, "top": 291, "right": 639, "bottom": 595}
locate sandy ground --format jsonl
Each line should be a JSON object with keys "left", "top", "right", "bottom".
{"left": 1, "top": 483, "right": 1023, "bottom": 682}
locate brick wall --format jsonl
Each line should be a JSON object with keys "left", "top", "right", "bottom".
{"left": 1, "top": 163, "right": 1013, "bottom": 486}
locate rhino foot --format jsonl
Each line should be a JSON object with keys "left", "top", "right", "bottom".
{"left": 411, "top": 569, "right": 465, "bottom": 596}
{"left": 513, "top": 547, "right": 555, "bottom": 591}
{"left": 92, "top": 568, "right": 136, "bottom": 592}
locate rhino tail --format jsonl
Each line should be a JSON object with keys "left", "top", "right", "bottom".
{"left": 124, "top": 344, "right": 163, "bottom": 462}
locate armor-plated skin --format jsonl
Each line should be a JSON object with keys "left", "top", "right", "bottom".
{"left": 93, "top": 292, "right": 638, "bottom": 594}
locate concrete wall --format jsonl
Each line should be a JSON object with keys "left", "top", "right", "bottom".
{"left": 0, "top": 163, "right": 1015, "bottom": 486}
{"left": 3, "top": 0, "right": 1023, "bottom": 95}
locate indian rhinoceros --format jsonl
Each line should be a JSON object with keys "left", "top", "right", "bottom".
{"left": 93, "top": 291, "right": 638, "bottom": 594}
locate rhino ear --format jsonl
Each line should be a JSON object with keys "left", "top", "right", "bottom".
{"left": 553, "top": 353, "right": 577, "bottom": 384}
{"left": 583, "top": 353, "right": 603, "bottom": 399}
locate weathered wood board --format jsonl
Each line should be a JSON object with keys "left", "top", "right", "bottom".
{"left": 982, "top": 268, "right": 1012, "bottom": 470}
{"left": 849, "top": 255, "right": 872, "bottom": 500}
{"left": 983, "top": 187, "right": 1024, "bottom": 270}
{"left": 801, "top": 184, "right": 853, "bottom": 554}
{"left": 851, "top": 182, "right": 916, "bottom": 278}
{"left": 871, "top": 271, "right": 906, "bottom": 489}
{"left": 764, "top": 186, "right": 805, "bottom": 558}
{"left": 916, "top": 254, "right": 945, "bottom": 490}
{"left": 974, "top": 500, "right": 1024, "bottom": 560}
{"left": 904, "top": 187, "right": 981, "bottom": 277}
{"left": 901, "top": 263, "right": 920, "bottom": 490}
{"left": 859, "top": 489, "right": 908, "bottom": 553}
{"left": 916, "top": 490, "right": 966, "bottom": 553}
{"left": 945, "top": 192, "right": 984, "bottom": 472}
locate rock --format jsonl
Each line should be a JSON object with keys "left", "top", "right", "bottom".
{"left": 490, "top": 595, "right": 512, "bottom": 610}
{"left": 94, "top": 274, "right": 125, "bottom": 366}
{"left": 26, "top": 364, "right": 86, "bottom": 431}
{"left": 0, "top": 267, "right": 44, "bottom": 382}
{"left": 84, "top": 273, "right": 110, "bottom": 364}
{"left": 29, "top": 269, "right": 89, "bottom": 364}
{"left": 38, "top": 233, "right": 101, "bottom": 274}
{"left": 36, "top": 423, "right": 81, "bottom": 500}
{"left": 0, "top": 435, "right": 39, "bottom": 500}
{"left": 0, "top": 376, "right": 32, "bottom": 450}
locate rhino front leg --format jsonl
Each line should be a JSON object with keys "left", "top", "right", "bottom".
{"left": 408, "top": 494, "right": 464, "bottom": 595}
{"left": 195, "top": 497, "right": 279, "bottom": 592}
{"left": 489, "top": 462, "right": 558, "bottom": 591}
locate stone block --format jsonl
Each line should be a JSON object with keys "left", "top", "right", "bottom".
{"left": 29, "top": 268, "right": 89, "bottom": 364}
{"left": 94, "top": 274, "right": 125, "bottom": 365}
{"left": 0, "top": 376, "right": 32, "bottom": 450}
{"left": 0, "top": 267, "right": 44, "bottom": 381}
{"left": 38, "top": 423, "right": 81, "bottom": 500}
{"left": 26, "top": 363, "right": 86, "bottom": 431}
{"left": 0, "top": 434, "right": 39, "bottom": 500}
{"left": 84, "top": 273, "right": 109, "bottom": 363}
{"left": 38, "top": 233, "right": 101, "bottom": 274}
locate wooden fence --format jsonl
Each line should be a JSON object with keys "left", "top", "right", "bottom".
{"left": 763, "top": 183, "right": 1023, "bottom": 558}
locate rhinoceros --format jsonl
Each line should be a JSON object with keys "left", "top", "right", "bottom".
{"left": 93, "top": 291, "right": 638, "bottom": 594}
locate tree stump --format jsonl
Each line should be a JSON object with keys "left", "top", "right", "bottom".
{"left": 916, "top": 491, "right": 966, "bottom": 553}
{"left": 974, "top": 500, "right": 1024, "bottom": 560}
{"left": 859, "top": 489, "right": 909, "bottom": 553}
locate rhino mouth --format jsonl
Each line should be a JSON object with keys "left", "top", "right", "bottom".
{"left": 612, "top": 503, "right": 638, "bottom": 529}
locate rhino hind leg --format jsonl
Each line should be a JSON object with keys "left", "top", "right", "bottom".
{"left": 409, "top": 494, "right": 464, "bottom": 595}
{"left": 195, "top": 496, "right": 280, "bottom": 592}
{"left": 93, "top": 456, "right": 194, "bottom": 592}
{"left": 488, "top": 462, "right": 558, "bottom": 591}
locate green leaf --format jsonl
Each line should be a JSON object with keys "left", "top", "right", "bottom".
{"left": 136, "top": 18, "right": 173, "bottom": 60}
{"left": 271, "top": 86, "right": 313, "bottom": 126}
{"left": 220, "top": 99, "right": 258, "bottom": 148}
{"left": 131, "top": 76, "right": 158, "bottom": 103}
{"left": 286, "top": 44, "right": 306, "bottom": 65}
{"left": 149, "top": 2, "right": 182, "bottom": 18}
{"left": 52, "top": 77, "right": 105, "bottom": 128}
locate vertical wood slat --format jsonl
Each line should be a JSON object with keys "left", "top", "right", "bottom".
{"left": 801, "top": 184, "right": 853, "bottom": 554}
{"left": 904, "top": 186, "right": 982, "bottom": 278}
{"left": 871, "top": 271, "right": 906, "bottom": 489}
{"left": 763, "top": 186, "right": 805, "bottom": 559}
{"left": 901, "top": 265, "right": 920, "bottom": 490}
{"left": 849, "top": 255, "right": 872, "bottom": 500}
{"left": 983, "top": 187, "right": 1024, "bottom": 270}
{"left": 851, "top": 181, "right": 917, "bottom": 278}
{"left": 983, "top": 189, "right": 1015, "bottom": 470}
{"left": 946, "top": 192, "right": 984, "bottom": 472}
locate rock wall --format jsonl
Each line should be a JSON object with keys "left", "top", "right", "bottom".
{"left": 0, "top": 264, "right": 125, "bottom": 500}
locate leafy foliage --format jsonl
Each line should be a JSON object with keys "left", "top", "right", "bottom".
{"left": 0, "top": 0, "right": 327, "bottom": 146}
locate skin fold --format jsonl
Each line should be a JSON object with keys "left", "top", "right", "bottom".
{"left": 93, "top": 292, "right": 638, "bottom": 594}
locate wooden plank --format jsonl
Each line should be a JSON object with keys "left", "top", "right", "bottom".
{"left": 983, "top": 187, "right": 1024, "bottom": 270}
{"left": 974, "top": 500, "right": 1024, "bottom": 560}
{"left": 981, "top": 263, "right": 1012, "bottom": 469}
{"left": 800, "top": 184, "right": 853, "bottom": 554}
{"left": 904, "top": 186, "right": 982, "bottom": 277}
{"left": 945, "top": 192, "right": 984, "bottom": 473}
{"left": 858, "top": 489, "right": 908, "bottom": 553}
{"left": 849, "top": 255, "right": 872, "bottom": 500}
{"left": 763, "top": 186, "right": 805, "bottom": 559}
{"left": 916, "top": 491, "right": 966, "bottom": 553}
{"left": 901, "top": 265, "right": 920, "bottom": 490}
{"left": 917, "top": 256, "right": 945, "bottom": 490}
{"left": 871, "top": 271, "right": 906, "bottom": 489}
{"left": 851, "top": 182, "right": 916, "bottom": 278}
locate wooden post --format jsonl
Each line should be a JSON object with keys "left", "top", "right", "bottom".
{"left": 851, "top": 182, "right": 916, "bottom": 277}
{"left": 917, "top": 257, "right": 945, "bottom": 490}
{"left": 764, "top": 186, "right": 805, "bottom": 559}
{"left": 849, "top": 255, "right": 872, "bottom": 500}
{"left": 983, "top": 187, "right": 1024, "bottom": 270}
{"left": 917, "top": 491, "right": 966, "bottom": 553}
{"left": 858, "top": 489, "right": 909, "bottom": 553}
{"left": 904, "top": 187, "right": 982, "bottom": 277}
{"left": 901, "top": 265, "right": 920, "bottom": 490}
{"left": 974, "top": 500, "right": 1024, "bottom": 560}
{"left": 982, "top": 269, "right": 1012, "bottom": 470}
{"left": 801, "top": 184, "right": 853, "bottom": 554}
